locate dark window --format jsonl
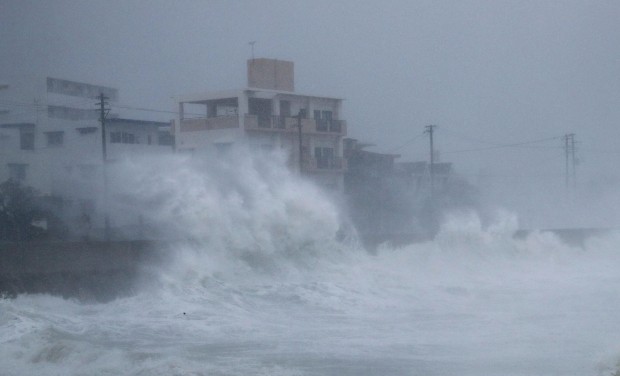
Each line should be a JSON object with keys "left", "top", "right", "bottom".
{"left": 110, "top": 131, "right": 136, "bottom": 144}
{"left": 77, "top": 127, "right": 98, "bottom": 135}
{"left": 110, "top": 131, "right": 122, "bottom": 143}
{"left": 158, "top": 132, "right": 174, "bottom": 146}
{"left": 46, "top": 131, "right": 64, "bottom": 147}
{"left": 20, "top": 131, "right": 34, "bottom": 150}
{"left": 315, "top": 147, "right": 335, "bottom": 169}
{"left": 122, "top": 132, "right": 136, "bottom": 144}
{"left": 280, "top": 100, "right": 291, "bottom": 117}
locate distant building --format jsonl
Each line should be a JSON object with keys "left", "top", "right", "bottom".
{"left": 395, "top": 161, "right": 453, "bottom": 194}
{"left": 175, "top": 58, "right": 347, "bottom": 191}
{"left": 0, "top": 75, "right": 173, "bottom": 238}
{"left": 343, "top": 138, "right": 405, "bottom": 239}
{"left": 344, "top": 138, "right": 460, "bottom": 245}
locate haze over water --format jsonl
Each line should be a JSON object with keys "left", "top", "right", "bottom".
{"left": 2, "top": 153, "right": 620, "bottom": 376}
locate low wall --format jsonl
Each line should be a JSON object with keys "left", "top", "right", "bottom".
{"left": 1, "top": 228, "right": 615, "bottom": 300}
{"left": 0, "top": 240, "right": 170, "bottom": 301}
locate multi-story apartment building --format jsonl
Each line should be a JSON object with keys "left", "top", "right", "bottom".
{"left": 175, "top": 58, "right": 347, "bottom": 190}
{"left": 0, "top": 75, "right": 173, "bottom": 238}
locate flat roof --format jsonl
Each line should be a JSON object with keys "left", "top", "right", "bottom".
{"left": 178, "top": 87, "right": 343, "bottom": 103}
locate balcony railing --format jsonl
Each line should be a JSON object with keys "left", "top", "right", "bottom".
{"left": 245, "top": 115, "right": 346, "bottom": 134}
{"left": 180, "top": 116, "right": 240, "bottom": 132}
{"left": 245, "top": 115, "right": 296, "bottom": 130}
{"left": 315, "top": 119, "right": 345, "bottom": 133}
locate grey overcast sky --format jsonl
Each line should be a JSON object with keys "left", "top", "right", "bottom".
{"left": 2, "top": 0, "right": 620, "bottom": 186}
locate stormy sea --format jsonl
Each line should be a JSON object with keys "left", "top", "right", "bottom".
{"left": 2, "top": 152, "right": 620, "bottom": 376}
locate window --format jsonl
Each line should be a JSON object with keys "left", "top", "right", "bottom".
{"left": 47, "top": 105, "right": 98, "bottom": 121}
{"left": 76, "top": 127, "right": 98, "bottom": 135}
{"left": 280, "top": 100, "right": 291, "bottom": 117}
{"left": 315, "top": 147, "right": 335, "bottom": 169}
{"left": 7, "top": 163, "right": 27, "bottom": 181}
{"left": 158, "top": 132, "right": 174, "bottom": 146}
{"left": 110, "top": 131, "right": 122, "bottom": 143}
{"left": 110, "top": 131, "right": 136, "bottom": 144}
{"left": 46, "top": 131, "right": 64, "bottom": 147}
{"left": 122, "top": 132, "right": 136, "bottom": 144}
{"left": 20, "top": 131, "right": 34, "bottom": 150}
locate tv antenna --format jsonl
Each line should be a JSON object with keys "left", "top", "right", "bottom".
{"left": 249, "top": 41, "right": 257, "bottom": 60}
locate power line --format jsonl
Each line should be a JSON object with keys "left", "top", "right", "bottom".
{"left": 441, "top": 136, "right": 561, "bottom": 154}
{"left": 440, "top": 128, "right": 504, "bottom": 146}
{"left": 0, "top": 99, "right": 206, "bottom": 117}
{"left": 387, "top": 132, "right": 425, "bottom": 152}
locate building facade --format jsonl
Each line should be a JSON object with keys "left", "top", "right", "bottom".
{"left": 175, "top": 58, "right": 347, "bottom": 191}
{"left": 0, "top": 75, "right": 173, "bottom": 238}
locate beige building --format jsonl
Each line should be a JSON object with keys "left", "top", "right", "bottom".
{"left": 175, "top": 58, "right": 347, "bottom": 191}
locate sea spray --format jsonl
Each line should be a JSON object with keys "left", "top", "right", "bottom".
{"left": 1, "top": 151, "right": 620, "bottom": 375}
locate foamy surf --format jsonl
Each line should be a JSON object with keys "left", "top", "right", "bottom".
{"left": 2, "top": 153, "right": 620, "bottom": 376}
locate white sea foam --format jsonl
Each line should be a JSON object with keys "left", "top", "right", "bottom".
{"left": 2, "top": 151, "right": 620, "bottom": 375}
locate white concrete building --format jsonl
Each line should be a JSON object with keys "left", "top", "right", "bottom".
{"left": 176, "top": 58, "right": 347, "bottom": 191}
{"left": 0, "top": 75, "right": 173, "bottom": 238}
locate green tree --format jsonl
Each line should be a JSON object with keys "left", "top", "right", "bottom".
{"left": 0, "top": 180, "right": 45, "bottom": 241}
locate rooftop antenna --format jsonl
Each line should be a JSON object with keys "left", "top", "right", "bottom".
{"left": 249, "top": 41, "right": 256, "bottom": 60}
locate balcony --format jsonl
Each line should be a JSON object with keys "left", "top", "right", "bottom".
{"left": 244, "top": 115, "right": 289, "bottom": 130}
{"left": 180, "top": 116, "right": 240, "bottom": 132}
{"left": 315, "top": 119, "right": 346, "bottom": 134}
{"left": 244, "top": 115, "right": 347, "bottom": 135}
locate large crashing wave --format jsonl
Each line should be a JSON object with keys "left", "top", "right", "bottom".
{"left": 1, "top": 150, "right": 620, "bottom": 376}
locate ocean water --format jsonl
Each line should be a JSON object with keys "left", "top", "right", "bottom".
{"left": 1, "top": 152, "right": 620, "bottom": 376}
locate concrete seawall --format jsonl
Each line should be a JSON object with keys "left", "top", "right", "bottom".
{"left": 513, "top": 227, "right": 616, "bottom": 247}
{"left": 363, "top": 227, "right": 617, "bottom": 249}
{"left": 1, "top": 228, "right": 616, "bottom": 301}
{"left": 0, "top": 240, "right": 169, "bottom": 301}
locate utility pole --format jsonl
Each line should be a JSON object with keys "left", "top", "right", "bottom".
{"left": 571, "top": 134, "right": 577, "bottom": 188}
{"left": 297, "top": 109, "right": 306, "bottom": 174}
{"left": 97, "top": 93, "right": 111, "bottom": 241}
{"left": 563, "top": 133, "right": 576, "bottom": 189}
{"left": 425, "top": 125, "right": 436, "bottom": 198}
